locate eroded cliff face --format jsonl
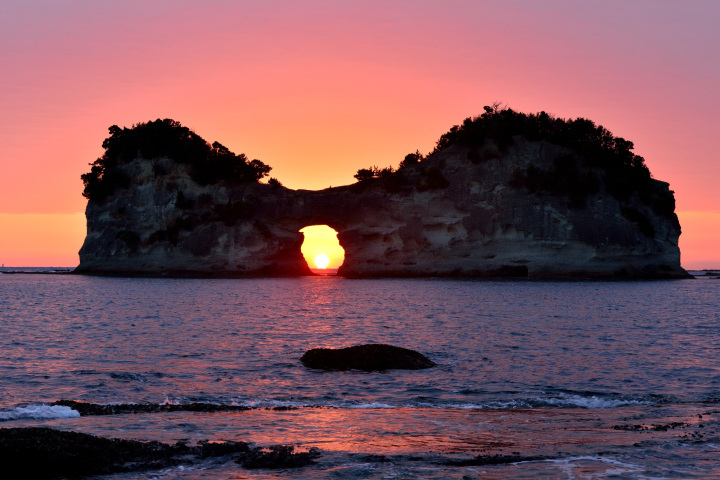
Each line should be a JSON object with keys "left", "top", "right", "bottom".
{"left": 77, "top": 139, "right": 688, "bottom": 278}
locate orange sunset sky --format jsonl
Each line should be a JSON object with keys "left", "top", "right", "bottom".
{"left": 1, "top": 1, "right": 718, "bottom": 269}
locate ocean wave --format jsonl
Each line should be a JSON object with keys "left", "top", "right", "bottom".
{"left": 37, "top": 391, "right": 664, "bottom": 418}
{"left": 109, "top": 372, "right": 148, "bottom": 382}
{"left": 546, "top": 455, "right": 651, "bottom": 478}
{"left": 184, "top": 394, "right": 656, "bottom": 411}
{"left": 230, "top": 399, "right": 396, "bottom": 409}
{"left": 534, "top": 393, "right": 651, "bottom": 409}
{"left": 234, "top": 399, "right": 315, "bottom": 408}
{"left": 406, "top": 393, "right": 659, "bottom": 410}
{"left": 0, "top": 405, "right": 80, "bottom": 421}
{"left": 159, "top": 394, "right": 315, "bottom": 409}
{"left": 347, "top": 402, "right": 396, "bottom": 409}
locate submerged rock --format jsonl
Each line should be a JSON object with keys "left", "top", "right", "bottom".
{"left": 300, "top": 344, "right": 436, "bottom": 371}
{"left": 51, "top": 399, "right": 250, "bottom": 415}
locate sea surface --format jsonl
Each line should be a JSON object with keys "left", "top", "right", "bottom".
{"left": 1, "top": 271, "right": 720, "bottom": 479}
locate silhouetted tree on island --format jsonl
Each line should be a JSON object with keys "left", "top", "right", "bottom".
{"left": 81, "top": 119, "right": 271, "bottom": 201}
{"left": 267, "top": 177, "right": 283, "bottom": 189}
{"left": 353, "top": 167, "right": 376, "bottom": 182}
{"left": 398, "top": 150, "right": 424, "bottom": 169}
{"left": 83, "top": 111, "right": 675, "bottom": 237}
{"left": 353, "top": 165, "right": 395, "bottom": 182}
{"left": 352, "top": 105, "right": 675, "bottom": 224}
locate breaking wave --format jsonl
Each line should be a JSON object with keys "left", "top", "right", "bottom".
{"left": 0, "top": 405, "right": 80, "bottom": 421}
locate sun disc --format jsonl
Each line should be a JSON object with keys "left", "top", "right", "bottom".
{"left": 314, "top": 254, "right": 330, "bottom": 269}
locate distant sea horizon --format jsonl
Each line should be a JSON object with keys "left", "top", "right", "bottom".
{"left": 1, "top": 266, "right": 719, "bottom": 275}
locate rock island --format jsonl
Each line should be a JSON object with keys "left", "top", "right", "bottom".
{"left": 77, "top": 107, "right": 689, "bottom": 278}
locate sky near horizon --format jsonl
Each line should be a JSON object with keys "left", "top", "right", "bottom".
{"left": 1, "top": 1, "right": 718, "bottom": 268}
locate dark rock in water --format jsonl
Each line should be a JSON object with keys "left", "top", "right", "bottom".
{"left": 197, "top": 439, "right": 251, "bottom": 458}
{"left": 300, "top": 344, "right": 436, "bottom": 371}
{"left": 0, "top": 427, "right": 250, "bottom": 479}
{"left": 51, "top": 399, "right": 251, "bottom": 415}
{"left": 235, "top": 445, "right": 321, "bottom": 469}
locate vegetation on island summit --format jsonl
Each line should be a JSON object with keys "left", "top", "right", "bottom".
{"left": 81, "top": 119, "right": 271, "bottom": 201}
{"left": 354, "top": 105, "right": 676, "bottom": 228}
{"left": 83, "top": 110, "right": 676, "bottom": 239}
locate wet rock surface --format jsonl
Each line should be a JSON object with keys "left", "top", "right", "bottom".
{"left": 52, "top": 399, "right": 251, "bottom": 415}
{"left": 0, "top": 427, "right": 324, "bottom": 479}
{"left": 235, "top": 445, "right": 322, "bottom": 469}
{"left": 0, "top": 427, "right": 250, "bottom": 479}
{"left": 300, "top": 344, "right": 436, "bottom": 371}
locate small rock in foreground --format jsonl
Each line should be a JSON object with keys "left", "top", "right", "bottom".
{"left": 300, "top": 344, "right": 436, "bottom": 371}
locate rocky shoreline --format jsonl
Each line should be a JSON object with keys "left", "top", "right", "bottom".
{"left": 0, "top": 426, "right": 562, "bottom": 479}
{"left": 0, "top": 427, "right": 253, "bottom": 479}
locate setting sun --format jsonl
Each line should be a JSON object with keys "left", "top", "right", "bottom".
{"left": 314, "top": 254, "right": 330, "bottom": 269}
{"left": 300, "top": 225, "right": 345, "bottom": 270}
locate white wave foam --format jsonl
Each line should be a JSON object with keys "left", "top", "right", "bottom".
{"left": 225, "top": 396, "right": 649, "bottom": 411}
{"left": 408, "top": 400, "right": 527, "bottom": 410}
{"left": 539, "top": 394, "right": 649, "bottom": 409}
{"left": 130, "top": 393, "right": 654, "bottom": 413}
{"left": 0, "top": 405, "right": 80, "bottom": 421}
{"left": 549, "top": 455, "right": 650, "bottom": 479}
{"left": 406, "top": 394, "right": 653, "bottom": 410}
{"left": 347, "top": 402, "right": 396, "bottom": 409}
{"left": 238, "top": 399, "right": 314, "bottom": 408}
{"left": 230, "top": 398, "right": 396, "bottom": 409}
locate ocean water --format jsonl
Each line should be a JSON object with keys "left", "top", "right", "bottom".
{"left": 1, "top": 272, "right": 719, "bottom": 478}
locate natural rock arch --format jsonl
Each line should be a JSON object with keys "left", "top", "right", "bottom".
{"left": 77, "top": 116, "right": 689, "bottom": 279}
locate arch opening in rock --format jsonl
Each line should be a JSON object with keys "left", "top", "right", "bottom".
{"left": 299, "top": 225, "right": 345, "bottom": 275}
